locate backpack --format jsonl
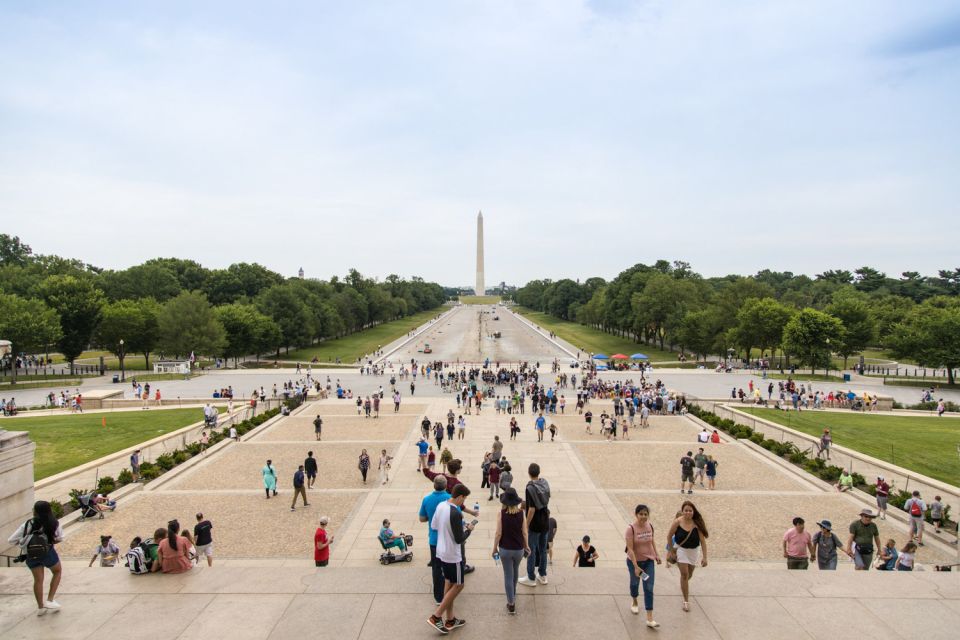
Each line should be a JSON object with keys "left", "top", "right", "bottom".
{"left": 23, "top": 519, "right": 50, "bottom": 561}
{"left": 910, "top": 500, "right": 922, "bottom": 517}
{"left": 126, "top": 546, "right": 149, "bottom": 574}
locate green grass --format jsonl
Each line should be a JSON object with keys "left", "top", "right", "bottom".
{"left": 0, "top": 379, "right": 83, "bottom": 392}
{"left": 766, "top": 373, "right": 846, "bottom": 382}
{"left": 737, "top": 407, "right": 960, "bottom": 485}
{"left": 514, "top": 307, "right": 679, "bottom": 361}
{"left": 281, "top": 308, "right": 442, "bottom": 362}
{"left": 11, "top": 408, "right": 223, "bottom": 481}
{"left": 459, "top": 295, "right": 501, "bottom": 305}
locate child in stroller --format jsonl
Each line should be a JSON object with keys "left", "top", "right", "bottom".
{"left": 78, "top": 492, "right": 116, "bottom": 520}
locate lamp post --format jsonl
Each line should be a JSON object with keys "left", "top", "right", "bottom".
{"left": 119, "top": 339, "right": 125, "bottom": 382}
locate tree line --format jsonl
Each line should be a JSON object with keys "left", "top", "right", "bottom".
{"left": 511, "top": 260, "right": 960, "bottom": 383}
{"left": 0, "top": 235, "right": 446, "bottom": 378}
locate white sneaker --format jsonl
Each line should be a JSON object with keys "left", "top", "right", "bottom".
{"left": 44, "top": 600, "right": 61, "bottom": 611}
{"left": 37, "top": 608, "right": 47, "bottom": 617}
{"left": 517, "top": 577, "right": 537, "bottom": 587}
{"left": 630, "top": 603, "right": 639, "bottom": 614}
{"left": 537, "top": 574, "right": 548, "bottom": 585}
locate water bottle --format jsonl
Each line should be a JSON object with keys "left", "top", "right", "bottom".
{"left": 474, "top": 501, "right": 480, "bottom": 515}
{"left": 493, "top": 552, "right": 500, "bottom": 566}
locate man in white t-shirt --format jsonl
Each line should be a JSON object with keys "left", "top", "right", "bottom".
{"left": 903, "top": 491, "right": 927, "bottom": 546}
{"left": 428, "top": 484, "right": 474, "bottom": 634}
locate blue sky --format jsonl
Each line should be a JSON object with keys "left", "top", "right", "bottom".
{"left": 1, "top": 1, "right": 958, "bottom": 286}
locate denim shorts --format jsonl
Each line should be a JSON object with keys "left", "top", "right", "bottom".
{"left": 26, "top": 546, "right": 60, "bottom": 569}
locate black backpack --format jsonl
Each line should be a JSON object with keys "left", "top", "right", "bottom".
{"left": 24, "top": 519, "right": 51, "bottom": 561}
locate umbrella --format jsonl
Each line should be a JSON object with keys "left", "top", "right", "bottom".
{"left": 593, "top": 354, "right": 609, "bottom": 360}
{"left": 611, "top": 354, "right": 628, "bottom": 359}
{"left": 630, "top": 353, "right": 649, "bottom": 359}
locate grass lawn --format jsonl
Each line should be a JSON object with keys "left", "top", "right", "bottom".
{"left": 459, "top": 295, "right": 501, "bottom": 305}
{"left": 10, "top": 407, "right": 223, "bottom": 481}
{"left": 737, "top": 407, "right": 960, "bottom": 485}
{"left": 281, "top": 308, "right": 442, "bottom": 362}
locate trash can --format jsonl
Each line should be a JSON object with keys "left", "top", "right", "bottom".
{"left": 112, "top": 375, "right": 120, "bottom": 383}
{"left": 842, "top": 373, "right": 851, "bottom": 382}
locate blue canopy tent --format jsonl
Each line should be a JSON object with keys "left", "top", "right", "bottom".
{"left": 630, "top": 353, "right": 648, "bottom": 359}
{"left": 593, "top": 354, "right": 609, "bottom": 360}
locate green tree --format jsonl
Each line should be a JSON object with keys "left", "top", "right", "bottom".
{"left": 0, "top": 234, "right": 33, "bottom": 266}
{"left": 0, "top": 294, "right": 62, "bottom": 383}
{"left": 825, "top": 290, "right": 877, "bottom": 368}
{"left": 128, "top": 298, "right": 161, "bottom": 370}
{"left": 782, "top": 308, "right": 844, "bottom": 375}
{"left": 38, "top": 275, "right": 105, "bottom": 373}
{"left": 888, "top": 298, "right": 960, "bottom": 385}
{"left": 734, "top": 298, "right": 795, "bottom": 360}
{"left": 256, "top": 284, "right": 313, "bottom": 353}
{"left": 96, "top": 300, "right": 146, "bottom": 373}
{"left": 157, "top": 292, "right": 226, "bottom": 359}
{"left": 215, "top": 303, "right": 279, "bottom": 366}
{"left": 676, "top": 308, "right": 724, "bottom": 361}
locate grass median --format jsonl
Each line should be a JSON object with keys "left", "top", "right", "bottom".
{"left": 513, "top": 307, "right": 678, "bottom": 361}
{"left": 737, "top": 407, "right": 960, "bottom": 485}
{"left": 281, "top": 307, "right": 443, "bottom": 363}
{"left": 11, "top": 407, "right": 222, "bottom": 480}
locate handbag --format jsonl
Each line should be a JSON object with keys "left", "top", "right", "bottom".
{"left": 667, "top": 526, "right": 696, "bottom": 564}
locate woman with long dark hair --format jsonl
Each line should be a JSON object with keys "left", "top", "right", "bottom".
{"left": 7, "top": 500, "right": 63, "bottom": 615}
{"left": 666, "top": 500, "right": 708, "bottom": 612}
{"left": 154, "top": 519, "right": 192, "bottom": 574}
{"left": 625, "top": 504, "right": 661, "bottom": 627}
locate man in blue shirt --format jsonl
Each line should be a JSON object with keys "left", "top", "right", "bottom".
{"left": 416, "top": 437, "right": 429, "bottom": 471}
{"left": 535, "top": 413, "right": 546, "bottom": 442}
{"left": 419, "top": 475, "right": 451, "bottom": 604}
{"left": 291, "top": 465, "right": 308, "bottom": 511}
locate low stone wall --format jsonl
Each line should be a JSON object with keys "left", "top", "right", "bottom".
{"left": 699, "top": 400, "right": 960, "bottom": 522}
{"left": 0, "top": 431, "right": 36, "bottom": 557}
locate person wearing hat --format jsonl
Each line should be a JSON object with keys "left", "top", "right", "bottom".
{"left": 492, "top": 488, "right": 529, "bottom": 615}
{"left": 811, "top": 520, "right": 847, "bottom": 570}
{"left": 845, "top": 509, "right": 881, "bottom": 570}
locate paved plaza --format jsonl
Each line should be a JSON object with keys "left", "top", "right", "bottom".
{"left": 2, "top": 305, "right": 959, "bottom": 639}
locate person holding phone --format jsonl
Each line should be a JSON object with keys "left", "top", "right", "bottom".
{"left": 625, "top": 504, "right": 661, "bottom": 628}
{"left": 492, "top": 489, "right": 529, "bottom": 615}
{"left": 573, "top": 535, "right": 598, "bottom": 567}
{"left": 428, "top": 484, "right": 475, "bottom": 634}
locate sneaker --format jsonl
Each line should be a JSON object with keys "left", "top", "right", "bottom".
{"left": 446, "top": 618, "right": 466, "bottom": 629}
{"left": 630, "top": 603, "right": 639, "bottom": 615}
{"left": 646, "top": 620, "right": 660, "bottom": 628}
{"left": 687, "top": 490, "right": 693, "bottom": 494}
{"left": 537, "top": 573, "right": 548, "bottom": 585}
{"left": 37, "top": 608, "right": 47, "bottom": 617}
{"left": 518, "top": 577, "right": 537, "bottom": 587}
{"left": 507, "top": 603, "right": 516, "bottom": 615}
{"left": 463, "top": 564, "right": 475, "bottom": 574}
{"left": 44, "top": 600, "right": 61, "bottom": 611}
{"left": 427, "top": 616, "right": 448, "bottom": 635}
{"left": 290, "top": 507, "right": 295, "bottom": 511}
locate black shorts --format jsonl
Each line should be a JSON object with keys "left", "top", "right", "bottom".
{"left": 440, "top": 560, "right": 464, "bottom": 585}
{"left": 681, "top": 472, "right": 694, "bottom": 482}
{"left": 306, "top": 472, "right": 317, "bottom": 479}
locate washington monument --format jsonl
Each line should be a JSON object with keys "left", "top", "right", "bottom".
{"left": 475, "top": 211, "right": 485, "bottom": 296}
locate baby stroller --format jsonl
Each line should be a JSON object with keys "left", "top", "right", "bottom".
{"left": 378, "top": 533, "right": 414, "bottom": 565}
{"left": 78, "top": 492, "right": 104, "bottom": 521}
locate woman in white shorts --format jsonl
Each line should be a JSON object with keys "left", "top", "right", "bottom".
{"left": 666, "top": 500, "right": 709, "bottom": 612}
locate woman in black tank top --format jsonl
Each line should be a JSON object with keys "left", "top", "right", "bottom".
{"left": 667, "top": 501, "right": 709, "bottom": 612}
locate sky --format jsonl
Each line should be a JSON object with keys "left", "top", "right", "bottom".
{"left": 1, "top": 1, "right": 959, "bottom": 287}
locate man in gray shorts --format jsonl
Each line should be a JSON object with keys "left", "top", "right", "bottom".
{"left": 694, "top": 448, "right": 708, "bottom": 488}
{"left": 680, "top": 452, "right": 695, "bottom": 494}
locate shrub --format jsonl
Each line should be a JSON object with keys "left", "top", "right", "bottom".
{"left": 788, "top": 451, "right": 807, "bottom": 464}
{"left": 749, "top": 433, "right": 764, "bottom": 445}
{"left": 96, "top": 476, "right": 116, "bottom": 494}
{"left": 185, "top": 442, "right": 202, "bottom": 456}
{"left": 68, "top": 488, "right": 88, "bottom": 509}
{"left": 851, "top": 472, "right": 866, "bottom": 486}
{"left": 155, "top": 453, "right": 176, "bottom": 471}
{"left": 139, "top": 461, "right": 156, "bottom": 474}
{"left": 117, "top": 469, "right": 134, "bottom": 486}
{"left": 908, "top": 400, "right": 959, "bottom": 412}
{"left": 173, "top": 450, "right": 191, "bottom": 464}
{"left": 141, "top": 466, "right": 162, "bottom": 481}
{"left": 819, "top": 466, "right": 842, "bottom": 482}
{"left": 50, "top": 500, "right": 65, "bottom": 519}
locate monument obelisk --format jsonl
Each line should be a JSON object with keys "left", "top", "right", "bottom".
{"left": 475, "top": 211, "right": 485, "bottom": 296}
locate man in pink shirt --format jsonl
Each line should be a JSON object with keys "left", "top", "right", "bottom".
{"left": 783, "top": 516, "right": 814, "bottom": 570}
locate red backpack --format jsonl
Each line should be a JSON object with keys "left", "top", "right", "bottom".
{"left": 910, "top": 500, "right": 922, "bottom": 517}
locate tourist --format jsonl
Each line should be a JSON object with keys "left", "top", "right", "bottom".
{"left": 379, "top": 518, "right": 408, "bottom": 552}
{"left": 314, "top": 516, "right": 333, "bottom": 567}
{"left": 875, "top": 476, "right": 889, "bottom": 519}
{"left": 358, "top": 449, "right": 371, "bottom": 483}
{"left": 393, "top": 390, "right": 401, "bottom": 412}
{"left": 420, "top": 475, "right": 452, "bottom": 605}
{"left": 783, "top": 517, "right": 814, "bottom": 570}
{"left": 499, "top": 461, "right": 513, "bottom": 492}
{"left": 428, "top": 446, "right": 436, "bottom": 469}
{"left": 262, "top": 459, "right": 278, "bottom": 499}
{"left": 130, "top": 449, "right": 141, "bottom": 483}
{"left": 904, "top": 491, "right": 926, "bottom": 545}
{"left": 547, "top": 515, "right": 558, "bottom": 565}
{"left": 457, "top": 415, "right": 466, "bottom": 440}
{"left": 421, "top": 415, "right": 432, "bottom": 439}
{"left": 812, "top": 520, "right": 846, "bottom": 570}
{"left": 584, "top": 410, "right": 593, "bottom": 434}
{"left": 697, "top": 428, "right": 710, "bottom": 443}
{"left": 488, "top": 461, "right": 501, "bottom": 500}
{"left": 876, "top": 539, "right": 898, "bottom": 570}
{"left": 666, "top": 500, "right": 709, "bottom": 612}
{"left": 416, "top": 437, "right": 429, "bottom": 471}
{"left": 199, "top": 431, "right": 209, "bottom": 454}
{"left": 492, "top": 488, "right": 528, "bottom": 615}
{"left": 694, "top": 448, "right": 708, "bottom": 488}
{"left": 194, "top": 513, "right": 214, "bottom": 567}
{"left": 680, "top": 451, "right": 696, "bottom": 494}
{"left": 710, "top": 430, "right": 720, "bottom": 443}
{"left": 548, "top": 422, "right": 558, "bottom": 441}
{"left": 379, "top": 449, "right": 393, "bottom": 485}
{"left": 314, "top": 415, "right": 323, "bottom": 441}
{"left": 896, "top": 541, "right": 917, "bottom": 571}
{"left": 291, "top": 464, "right": 309, "bottom": 511}
{"left": 446, "top": 418, "right": 455, "bottom": 442}
{"left": 303, "top": 451, "right": 319, "bottom": 489}
{"left": 518, "top": 462, "right": 551, "bottom": 587}
{"left": 931, "top": 495, "right": 944, "bottom": 533}
{"left": 435, "top": 421, "right": 445, "bottom": 450}
{"left": 439, "top": 447, "right": 453, "bottom": 471}
{"left": 428, "top": 484, "right": 475, "bottom": 633}
{"left": 640, "top": 404, "right": 650, "bottom": 428}
{"left": 705, "top": 455, "right": 718, "bottom": 489}
{"left": 573, "top": 535, "right": 599, "bottom": 567}
{"left": 819, "top": 429, "right": 832, "bottom": 460}
{"left": 8, "top": 501, "right": 62, "bottom": 615}
{"left": 625, "top": 503, "right": 660, "bottom": 627}
{"left": 491, "top": 435, "right": 503, "bottom": 463}
{"left": 230, "top": 424, "right": 238, "bottom": 441}
{"left": 154, "top": 520, "right": 192, "bottom": 574}
{"left": 509, "top": 416, "right": 519, "bottom": 440}
{"left": 535, "top": 413, "right": 546, "bottom": 442}
{"left": 845, "top": 509, "right": 881, "bottom": 570}
{"left": 835, "top": 469, "right": 853, "bottom": 493}
{"left": 88, "top": 534, "right": 120, "bottom": 567}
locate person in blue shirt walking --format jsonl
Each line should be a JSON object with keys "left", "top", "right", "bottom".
{"left": 419, "top": 475, "right": 452, "bottom": 605}
{"left": 535, "top": 413, "right": 546, "bottom": 442}
{"left": 290, "top": 465, "right": 309, "bottom": 511}
{"left": 416, "top": 437, "right": 429, "bottom": 471}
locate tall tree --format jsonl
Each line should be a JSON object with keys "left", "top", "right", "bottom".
{"left": 888, "top": 298, "right": 960, "bottom": 385}
{"left": 825, "top": 290, "right": 877, "bottom": 368}
{"left": 734, "top": 298, "right": 795, "bottom": 359}
{"left": 782, "top": 308, "right": 844, "bottom": 374}
{"left": 0, "top": 294, "right": 62, "bottom": 383}
{"left": 38, "top": 275, "right": 105, "bottom": 373}
{"left": 157, "top": 292, "right": 226, "bottom": 359}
